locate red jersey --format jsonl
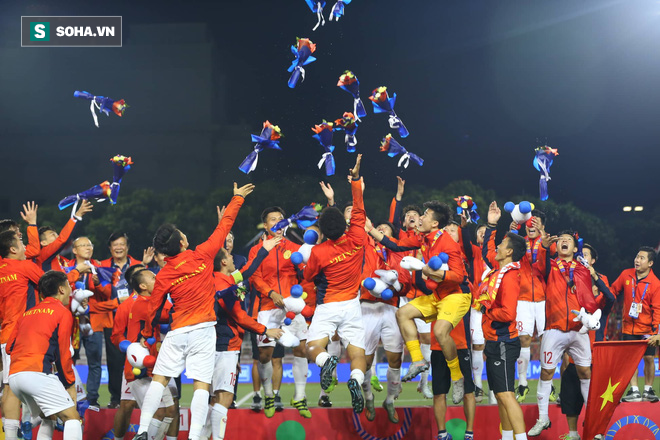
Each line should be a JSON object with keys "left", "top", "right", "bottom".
{"left": 214, "top": 272, "right": 266, "bottom": 352}
{"left": 7, "top": 297, "right": 75, "bottom": 387}
{"left": 35, "top": 219, "right": 78, "bottom": 272}
{"left": 124, "top": 295, "right": 160, "bottom": 382}
{"left": 25, "top": 225, "right": 41, "bottom": 260}
{"left": 395, "top": 229, "right": 469, "bottom": 300}
{"left": 516, "top": 236, "right": 548, "bottom": 302}
{"left": 481, "top": 265, "right": 521, "bottom": 342}
{"left": 431, "top": 313, "right": 470, "bottom": 350}
{"left": 143, "top": 195, "right": 244, "bottom": 338}
{"left": 304, "top": 179, "right": 367, "bottom": 304}
{"left": 543, "top": 258, "right": 593, "bottom": 332}
{"left": 0, "top": 259, "right": 43, "bottom": 344}
{"left": 610, "top": 269, "right": 660, "bottom": 335}
{"left": 110, "top": 293, "right": 139, "bottom": 347}
{"left": 248, "top": 237, "right": 300, "bottom": 312}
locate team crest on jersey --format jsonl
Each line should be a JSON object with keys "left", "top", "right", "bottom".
{"left": 283, "top": 250, "right": 292, "bottom": 259}
{"left": 626, "top": 280, "right": 630, "bottom": 285}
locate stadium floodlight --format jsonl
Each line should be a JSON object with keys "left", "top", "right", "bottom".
{"left": 634, "top": 206, "right": 644, "bottom": 212}
{"left": 623, "top": 206, "right": 632, "bottom": 212}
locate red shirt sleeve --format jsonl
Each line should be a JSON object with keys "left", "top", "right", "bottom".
{"left": 610, "top": 272, "right": 625, "bottom": 297}
{"left": 111, "top": 299, "right": 131, "bottom": 346}
{"left": 57, "top": 308, "right": 76, "bottom": 387}
{"left": 143, "top": 277, "right": 168, "bottom": 339}
{"left": 25, "top": 225, "right": 41, "bottom": 259}
{"left": 36, "top": 219, "right": 77, "bottom": 265}
{"left": 347, "top": 179, "right": 366, "bottom": 232}
{"left": 222, "top": 298, "right": 266, "bottom": 335}
{"left": 196, "top": 196, "right": 245, "bottom": 261}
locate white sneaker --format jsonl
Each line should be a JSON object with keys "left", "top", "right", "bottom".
{"left": 489, "top": 390, "right": 497, "bottom": 405}
{"left": 528, "top": 418, "right": 551, "bottom": 436}
{"left": 559, "top": 434, "right": 580, "bottom": 440}
{"left": 417, "top": 382, "right": 433, "bottom": 399}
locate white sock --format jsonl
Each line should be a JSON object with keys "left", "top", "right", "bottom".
{"left": 21, "top": 403, "right": 31, "bottom": 424}
{"left": 502, "top": 430, "right": 514, "bottom": 440}
{"left": 257, "top": 361, "right": 274, "bottom": 397}
{"left": 116, "top": 437, "right": 124, "bottom": 440}
{"left": 328, "top": 339, "right": 341, "bottom": 357}
{"left": 472, "top": 349, "right": 484, "bottom": 388}
{"left": 420, "top": 343, "right": 431, "bottom": 362}
{"left": 292, "top": 356, "right": 308, "bottom": 401}
{"left": 155, "top": 416, "right": 173, "bottom": 440}
{"left": 361, "top": 373, "right": 373, "bottom": 400}
{"left": 580, "top": 378, "right": 591, "bottom": 403}
{"left": 315, "top": 351, "right": 330, "bottom": 368}
{"left": 62, "top": 419, "right": 82, "bottom": 440}
{"left": 201, "top": 405, "right": 212, "bottom": 439}
{"left": 137, "top": 381, "right": 166, "bottom": 434}
{"left": 211, "top": 403, "right": 228, "bottom": 440}
{"left": 631, "top": 385, "right": 639, "bottom": 392}
{"left": 350, "top": 368, "right": 365, "bottom": 386}
{"left": 36, "top": 419, "right": 54, "bottom": 440}
{"left": 147, "top": 419, "right": 163, "bottom": 440}
{"left": 537, "top": 379, "right": 552, "bottom": 421}
{"left": 569, "top": 431, "right": 578, "bottom": 438}
{"left": 386, "top": 367, "right": 401, "bottom": 403}
{"left": 518, "top": 347, "right": 530, "bottom": 387}
{"left": 420, "top": 370, "right": 429, "bottom": 389}
{"left": 31, "top": 416, "right": 42, "bottom": 428}
{"left": 514, "top": 433, "right": 527, "bottom": 440}
{"left": 645, "top": 385, "right": 653, "bottom": 392}
{"left": 166, "top": 437, "right": 178, "bottom": 440}
{"left": 4, "top": 419, "right": 20, "bottom": 440}
{"left": 189, "top": 389, "right": 211, "bottom": 440}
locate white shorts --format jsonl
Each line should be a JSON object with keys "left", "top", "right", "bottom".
{"left": 153, "top": 324, "right": 216, "bottom": 384}
{"left": 121, "top": 375, "right": 174, "bottom": 408}
{"left": 540, "top": 329, "right": 591, "bottom": 369}
{"left": 307, "top": 298, "right": 365, "bottom": 349}
{"left": 470, "top": 309, "right": 485, "bottom": 346}
{"left": 361, "top": 302, "right": 403, "bottom": 356}
{"left": 516, "top": 301, "right": 546, "bottom": 337}
{"left": 399, "top": 297, "right": 431, "bottom": 333}
{"left": 256, "top": 309, "right": 308, "bottom": 348}
{"left": 212, "top": 351, "right": 240, "bottom": 393}
{"left": 1, "top": 343, "right": 10, "bottom": 384}
{"left": 8, "top": 372, "right": 75, "bottom": 417}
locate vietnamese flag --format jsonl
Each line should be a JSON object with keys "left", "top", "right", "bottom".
{"left": 583, "top": 340, "right": 648, "bottom": 440}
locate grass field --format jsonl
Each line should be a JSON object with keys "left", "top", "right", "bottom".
{"left": 96, "top": 379, "right": 563, "bottom": 409}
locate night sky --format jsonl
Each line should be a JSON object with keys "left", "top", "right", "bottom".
{"left": 1, "top": 0, "right": 659, "bottom": 220}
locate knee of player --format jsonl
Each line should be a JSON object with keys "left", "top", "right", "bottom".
{"left": 539, "top": 369, "right": 555, "bottom": 381}
{"left": 165, "top": 404, "right": 178, "bottom": 419}
{"left": 575, "top": 366, "right": 591, "bottom": 380}
{"left": 154, "top": 407, "right": 167, "bottom": 419}
{"left": 58, "top": 407, "right": 81, "bottom": 422}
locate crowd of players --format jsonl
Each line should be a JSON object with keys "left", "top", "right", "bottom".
{"left": 0, "top": 155, "right": 659, "bottom": 440}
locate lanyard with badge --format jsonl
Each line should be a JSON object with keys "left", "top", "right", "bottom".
{"left": 629, "top": 276, "right": 649, "bottom": 319}
{"left": 556, "top": 260, "right": 576, "bottom": 288}
{"left": 526, "top": 238, "right": 541, "bottom": 263}
{"left": 421, "top": 230, "right": 443, "bottom": 263}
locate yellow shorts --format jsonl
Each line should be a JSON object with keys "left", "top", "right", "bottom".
{"left": 409, "top": 293, "right": 471, "bottom": 328}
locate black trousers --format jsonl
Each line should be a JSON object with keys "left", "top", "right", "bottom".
{"left": 104, "top": 327, "right": 125, "bottom": 403}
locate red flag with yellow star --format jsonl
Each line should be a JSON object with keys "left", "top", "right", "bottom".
{"left": 583, "top": 340, "right": 648, "bottom": 439}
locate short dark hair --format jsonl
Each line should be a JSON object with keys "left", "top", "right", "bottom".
{"left": 422, "top": 201, "right": 452, "bottom": 229}
{"left": 213, "top": 248, "right": 229, "bottom": 271}
{"left": 343, "top": 202, "right": 353, "bottom": 213}
{"left": 402, "top": 205, "right": 422, "bottom": 217}
{"left": 377, "top": 221, "right": 398, "bottom": 239}
{"left": 0, "top": 220, "right": 18, "bottom": 234}
{"left": 319, "top": 207, "right": 346, "bottom": 241}
{"left": 531, "top": 209, "right": 547, "bottom": 225}
{"left": 0, "top": 230, "right": 18, "bottom": 258}
{"left": 261, "top": 207, "right": 285, "bottom": 224}
{"left": 476, "top": 224, "right": 487, "bottom": 234}
{"left": 505, "top": 232, "right": 526, "bottom": 262}
{"left": 557, "top": 230, "right": 578, "bottom": 248}
{"left": 108, "top": 231, "right": 130, "bottom": 247}
{"left": 129, "top": 268, "right": 150, "bottom": 293}
{"left": 153, "top": 224, "right": 183, "bottom": 257}
{"left": 124, "top": 264, "right": 146, "bottom": 288}
{"left": 38, "top": 226, "right": 56, "bottom": 241}
{"left": 583, "top": 243, "right": 598, "bottom": 262}
{"left": 639, "top": 246, "right": 657, "bottom": 264}
{"left": 38, "top": 271, "right": 68, "bottom": 298}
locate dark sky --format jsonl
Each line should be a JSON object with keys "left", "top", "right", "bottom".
{"left": 1, "top": 0, "right": 659, "bottom": 220}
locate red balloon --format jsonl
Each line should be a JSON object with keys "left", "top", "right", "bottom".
{"left": 301, "top": 306, "right": 314, "bottom": 319}
{"left": 286, "top": 311, "right": 296, "bottom": 320}
{"left": 143, "top": 355, "right": 156, "bottom": 369}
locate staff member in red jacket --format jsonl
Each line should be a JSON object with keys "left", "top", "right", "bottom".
{"left": 133, "top": 182, "right": 254, "bottom": 440}
{"left": 612, "top": 247, "right": 660, "bottom": 402}
{"left": 477, "top": 228, "right": 527, "bottom": 440}
{"left": 6, "top": 271, "right": 82, "bottom": 440}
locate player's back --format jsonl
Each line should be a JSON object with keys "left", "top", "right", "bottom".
{"left": 0, "top": 259, "right": 42, "bottom": 344}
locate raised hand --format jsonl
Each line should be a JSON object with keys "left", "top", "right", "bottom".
{"left": 349, "top": 154, "right": 362, "bottom": 180}
{"left": 319, "top": 181, "right": 335, "bottom": 205}
{"left": 234, "top": 182, "right": 256, "bottom": 198}
{"left": 20, "top": 201, "right": 38, "bottom": 225}
{"left": 217, "top": 206, "right": 226, "bottom": 223}
{"left": 487, "top": 201, "right": 501, "bottom": 225}
{"left": 142, "top": 246, "right": 155, "bottom": 265}
{"left": 75, "top": 200, "right": 93, "bottom": 218}
{"left": 396, "top": 176, "right": 405, "bottom": 201}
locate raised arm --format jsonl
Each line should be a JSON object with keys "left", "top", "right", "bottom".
{"left": 56, "top": 310, "right": 76, "bottom": 388}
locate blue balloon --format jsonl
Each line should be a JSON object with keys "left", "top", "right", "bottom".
{"left": 381, "top": 289, "right": 393, "bottom": 301}
{"left": 291, "top": 252, "right": 304, "bottom": 265}
{"left": 290, "top": 284, "right": 303, "bottom": 298}
{"left": 519, "top": 201, "right": 532, "bottom": 214}
{"left": 146, "top": 337, "right": 156, "bottom": 346}
{"left": 362, "top": 278, "right": 376, "bottom": 290}
{"left": 504, "top": 201, "right": 515, "bottom": 213}
{"left": 284, "top": 318, "right": 292, "bottom": 326}
{"left": 159, "top": 324, "right": 170, "bottom": 335}
{"left": 75, "top": 281, "right": 85, "bottom": 290}
{"left": 119, "top": 340, "right": 131, "bottom": 353}
{"left": 303, "top": 229, "right": 319, "bottom": 245}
